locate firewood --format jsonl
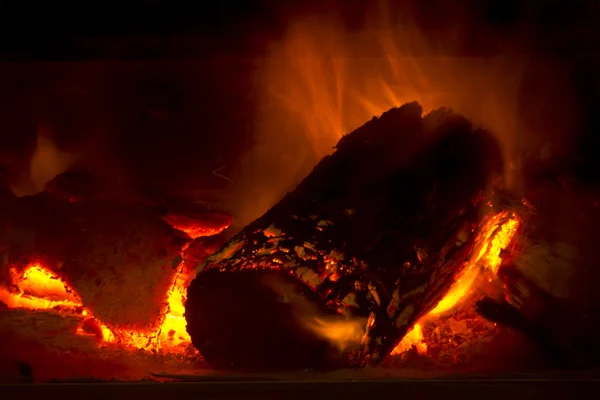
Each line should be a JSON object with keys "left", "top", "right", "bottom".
{"left": 475, "top": 178, "right": 600, "bottom": 368}
{"left": 185, "top": 102, "right": 506, "bottom": 370}
{"left": 0, "top": 192, "right": 228, "bottom": 331}
{"left": 477, "top": 264, "right": 600, "bottom": 369}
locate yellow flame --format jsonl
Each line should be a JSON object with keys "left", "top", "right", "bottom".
{"left": 307, "top": 317, "right": 366, "bottom": 351}
{"left": 233, "top": 0, "right": 577, "bottom": 227}
{"left": 392, "top": 212, "right": 520, "bottom": 355}
{"left": 429, "top": 212, "right": 520, "bottom": 316}
{"left": 391, "top": 324, "right": 427, "bottom": 355}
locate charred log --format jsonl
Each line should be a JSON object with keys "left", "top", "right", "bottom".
{"left": 475, "top": 177, "right": 600, "bottom": 369}
{"left": 45, "top": 169, "right": 233, "bottom": 239}
{"left": 186, "top": 268, "right": 338, "bottom": 370}
{"left": 163, "top": 204, "right": 232, "bottom": 239}
{"left": 186, "top": 102, "right": 506, "bottom": 370}
{"left": 0, "top": 190, "right": 230, "bottom": 331}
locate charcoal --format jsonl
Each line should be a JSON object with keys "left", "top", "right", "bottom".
{"left": 0, "top": 192, "right": 230, "bottom": 331}
{"left": 185, "top": 102, "right": 505, "bottom": 370}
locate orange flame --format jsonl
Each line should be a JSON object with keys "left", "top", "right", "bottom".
{"left": 234, "top": 1, "right": 577, "bottom": 227}
{"left": 393, "top": 211, "right": 520, "bottom": 354}
{"left": 306, "top": 317, "right": 367, "bottom": 352}
{"left": 0, "top": 211, "right": 519, "bottom": 359}
{"left": 391, "top": 324, "right": 427, "bottom": 355}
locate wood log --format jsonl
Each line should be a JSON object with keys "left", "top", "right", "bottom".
{"left": 476, "top": 265, "right": 600, "bottom": 369}
{"left": 474, "top": 177, "right": 600, "bottom": 368}
{"left": 185, "top": 102, "right": 506, "bottom": 370}
{"left": 0, "top": 189, "right": 230, "bottom": 331}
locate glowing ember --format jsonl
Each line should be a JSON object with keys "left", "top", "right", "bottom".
{"left": 430, "top": 211, "right": 520, "bottom": 316}
{"left": 393, "top": 211, "right": 520, "bottom": 355}
{"left": 0, "top": 209, "right": 519, "bottom": 361}
{"left": 391, "top": 324, "right": 427, "bottom": 355}
{"left": 163, "top": 213, "right": 232, "bottom": 239}
{"left": 0, "top": 257, "right": 193, "bottom": 355}
{"left": 3, "top": 264, "right": 81, "bottom": 309}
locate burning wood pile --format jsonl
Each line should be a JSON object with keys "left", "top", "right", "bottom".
{"left": 0, "top": 172, "right": 232, "bottom": 381}
{"left": 185, "top": 102, "right": 523, "bottom": 370}
{"left": 0, "top": 102, "right": 598, "bottom": 381}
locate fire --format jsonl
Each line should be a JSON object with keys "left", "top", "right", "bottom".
{"left": 391, "top": 324, "right": 427, "bottom": 355}
{"left": 430, "top": 211, "right": 520, "bottom": 315}
{"left": 236, "top": 0, "right": 576, "bottom": 228}
{"left": 0, "top": 257, "right": 193, "bottom": 355}
{"left": 2, "top": 265, "right": 81, "bottom": 309}
{"left": 307, "top": 317, "right": 366, "bottom": 351}
{"left": 163, "top": 213, "right": 232, "bottom": 239}
{"left": 392, "top": 211, "right": 521, "bottom": 355}
{"left": 0, "top": 210, "right": 520, "bottom": 362}
{"left": 0, "top": 264, "right": 114, "bottom": 342}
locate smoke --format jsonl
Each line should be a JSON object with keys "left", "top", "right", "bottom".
{"left": 262, "top": 273, "right": 366, "bottom": 351}
{"left": 8, "top": 125, "right": 78, "bottom": 197}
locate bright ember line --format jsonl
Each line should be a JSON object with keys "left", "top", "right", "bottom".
{"left": 0, "top": 254, "right": 193, "bottom": 355}
{"left": 0, "top": 212, "right": 519, "bottom": 359}
{"left": 392, "top": 211, "right": 521, "bottom": 355}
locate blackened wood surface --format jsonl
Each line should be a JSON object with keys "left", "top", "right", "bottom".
{"left": 186, "top": 103, "right": 505, "bottom": 369}
{"left": 0, "top": 193, "right": 189, "bottom": 330}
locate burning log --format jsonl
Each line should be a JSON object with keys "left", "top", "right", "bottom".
{"left": 0, "top": 180, "right": 231, "bottom": 333}
{"left": 185, "top": 102, "right": 507, "bottom": 370}
{"left": 475, "top": 179, "right": 600, "bottom": 369}
{"left": 0, "top": 182, "right": 233, "bottom": 380}
{"left": 0, "top": 193, "right": 189, "bottom": 330}
{"left": 163, "top": 205, "right": 232, "bottom": 239}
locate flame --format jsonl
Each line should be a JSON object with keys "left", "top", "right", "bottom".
{"left": 234, "top": 0, "right": 577, "bottom": 226}
{"left": 0, "top": 264, "right": 114, "bottom": 342}
{"left": 307, "top": 317, "right": 366, "bottom": 351}
{"left": 0, "top": 257, "right": 193, "bottom": 355}
{"left": 0, "top": 211, "right": 519, "bottom": 360}
{"left": 430, "top": 211, "right": 520, "bottom": 316}
{"left": 393, "top": 211, "right": 521, "bottom": 355}
{"left": 0, "top": 212, "right": 230, "bottom": 357}
{"left": 391, "top": 324, "right": 427, "bottom": 355}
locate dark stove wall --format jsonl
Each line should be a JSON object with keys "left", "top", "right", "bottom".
{"left": 0, "top": 0, "right": 598, "bottom": 207}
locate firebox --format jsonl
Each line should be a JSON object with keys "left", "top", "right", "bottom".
{"left": 1, "top": 0, "right": 599, "bottom": 392}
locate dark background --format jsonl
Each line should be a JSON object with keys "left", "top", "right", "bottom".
{"left": 0, "top": 0, "right": 598, "bottom": 211}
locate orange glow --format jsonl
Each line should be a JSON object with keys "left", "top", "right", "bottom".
{"left": 430, "top": 211, "right": 520, "bottom": 316}
{"left": 391, "top": 324, "right": 427, "bottom": 355}
{"left": 393, "top": 211, "right": 520, "bottom": 355}
{"left": 235, "top": 0, "right": 577, "bottom": 229}
{"left": 1, "top": 211, "right": 519, "bottom": 360}
{"left": 2, "top": 264, "right": 81, "bottom": 309}
{"left": 0, "top": 256, "right": 194, "bottom": 355}
{"left": 239, "top": 11, "right": 525, "bottom": 225}
{"left": 163, "top": 213, "right": 231, "bottom": 239}
{"left": 0, "top": 264, "right": 114, "bottom": 342}
{"left": 306, "top": 317, "right": 366, "bottom": 351}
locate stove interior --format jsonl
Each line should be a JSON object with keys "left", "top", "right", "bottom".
{"left": 0, "top": 0, "right": 599, "bottom": 383}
